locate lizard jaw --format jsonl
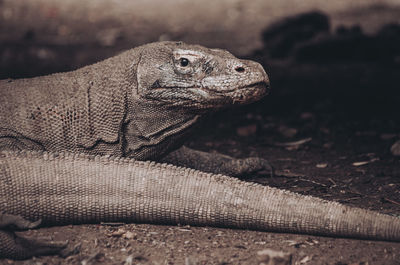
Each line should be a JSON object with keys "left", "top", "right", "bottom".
{"left": 221, "top": 81, "right": 270, "bottom": 105}
{"left": 145, "top": 81, "right": 270, "bottom": 110}
{"left": 198, "top": 80, "right": 270, "bottom": 107}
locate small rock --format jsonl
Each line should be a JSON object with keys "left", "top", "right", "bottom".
{"left": 278, "top": 125, "right": 298, "bottom": 138}
{"left": 319, "top": 127, "right": 330, "bottom": 134}
{"left": 123, "top": 231, "right": 136, "bottom": 239}
{"left": 177, "top": 228, "right": 192, "bottom": 232}
{"left": 390, "top": 140, "right": 400, "bottom": 156}
{"left": 380, "top": 133, "right": 397, "bottom": 140}
{"left": 352, "top": 158, "right": 379, "bottom": 166}
{"left": 110, "top": 228, "right": 126, "bottom": 237}
{"left": 300, "top": 112, "right": 315, "bottom": 120}
{"left": 81, "top": 252, "right": 105, "bottom": 265}
{"left": 316, "top": 163, "right": 328, "bottom": 168}
{"left": 355, "top": 131, "right": 376, "bottom": 137}
{"left": 257, "top": 248, "right": 292, "bottom": 265}
{"left": 124, "top": 255, "right": 133, "bottom": 265}
{"left": 285, "top": 240, "right": 299, "bottom": 247}
{"left": 237, "top": 124, "right": 257, "bottom": 136}
{"left": 298, "top": 255, "right": 312, "bottom": 264}
{"left": 304, "top": 238, "right": 319, "bottom": 245}
{"left": 234, "top": 245, "right": 246, "bottom": 249}
{"left": 185, "top": 256, "right": 198, "bottom": 265}
{"left": 274, "top": 138, "right": 312, "bottom": 149}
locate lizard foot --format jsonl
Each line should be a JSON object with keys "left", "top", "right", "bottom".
{"left": 214, "top": 156, "right": 274, "bottom": 178}
{"left": 163, "top": 146, "right": 274, "bottom": 178}
{"left": 0, "top": 213, "right": 42, "bottom": 230}
{"left": 0, "top": 213, "right": 69, "bottom": 260}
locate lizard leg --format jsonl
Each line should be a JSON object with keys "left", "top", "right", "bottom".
{"left": 0, "top": 213, "right": 68, "bottom": 260}
{"left": 161, "top": 146, "right": 273, "bottom": 177}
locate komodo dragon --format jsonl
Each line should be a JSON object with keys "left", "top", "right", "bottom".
{"left": 0, "top": 41, "right": 399, "bottom": 260}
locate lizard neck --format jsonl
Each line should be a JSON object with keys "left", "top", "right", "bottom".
{"left": 123, "top": 100, "right": 201, "bottom": 160}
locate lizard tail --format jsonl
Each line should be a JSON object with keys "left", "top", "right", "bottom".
{"left": 1, "top": 151, "right": 399, "bottom": 245}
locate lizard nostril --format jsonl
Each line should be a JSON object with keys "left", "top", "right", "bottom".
{"left": 235, "top": 66, "right": 245, "bottom": 73}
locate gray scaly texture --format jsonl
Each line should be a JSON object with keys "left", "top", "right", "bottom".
{"left": 2, "top": 151, "right": 400, "bottom": 259}
{"left": 0, "top": 41, "right": 399, "bottom": 260}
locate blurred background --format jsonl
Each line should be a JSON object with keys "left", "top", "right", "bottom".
{"left": 1, "top": 0, "right": 399, "bottom": 128}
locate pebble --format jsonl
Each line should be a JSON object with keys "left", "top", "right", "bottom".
{"left": 390, "top": 140, "right": 400, "bottom": 156}
{"left": 257, "top": 248, "right": 292, "bottom": 265}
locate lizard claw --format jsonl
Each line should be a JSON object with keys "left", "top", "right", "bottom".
{"left": 162, "top": 146, "right": 274, "bottom": 178}
{"left": 0, "top": 213, "right": 71, "bottom": 259}
{"left": 220, "top": 157, "right": 274, "bottom": 178}
{"left": 13, "top": 234, "right": 69, "bottom": 259}
{"left": 0, "top": 213, "right": 42, "bottom": 230}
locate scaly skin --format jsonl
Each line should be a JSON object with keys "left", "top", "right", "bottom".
{"left": 0, "top": 41, "right": 399, "bottom": 259}
{"left": 1, "top": 151, "right": 400, "bottom": 260}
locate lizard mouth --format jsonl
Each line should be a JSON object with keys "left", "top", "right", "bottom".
{"left": 242, "top": 81, "right": 270, "bottom": 92}
{"left": 218, "top": 81, "right": 270, "bottom": 105}
{"left": 206, "top": 81, "right": 268, "bottom": 93}
{"left": 145, "top": 81, "right": 270, "bottom": 109}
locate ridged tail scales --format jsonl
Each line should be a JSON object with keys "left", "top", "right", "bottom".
{"left": 1, "top": 151, "right": 400, "bottom": 242}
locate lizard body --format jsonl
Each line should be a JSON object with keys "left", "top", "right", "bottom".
{"left": 0, "top": 41, "right": 399, "bottom": 260}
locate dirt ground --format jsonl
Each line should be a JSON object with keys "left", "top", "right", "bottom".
{"left": 1, "top": 1, "right": 400, "bottom": 264}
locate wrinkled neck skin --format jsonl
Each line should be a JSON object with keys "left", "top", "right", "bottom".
{"left": 123, "top": 59, "right": 203, "bottom": 161}
{"left": 123, "top": 98, "right": 201, "bottom": 160}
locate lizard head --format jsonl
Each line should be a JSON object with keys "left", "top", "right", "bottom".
{"left": 135, "top": 41, "right": 270, "bottom": 110}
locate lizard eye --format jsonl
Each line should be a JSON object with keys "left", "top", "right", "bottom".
{"left": 180, "top": 58, "right": 189, "bottom": 67}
